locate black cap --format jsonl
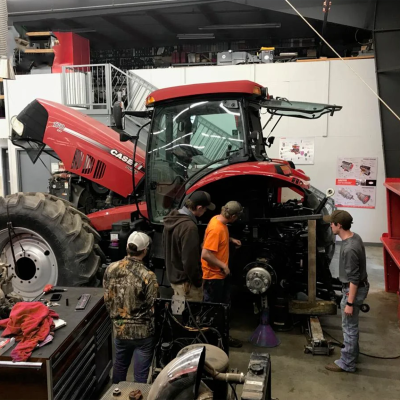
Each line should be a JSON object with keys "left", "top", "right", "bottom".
{"left": 189, "top": 191, "right": 216, "bottom": 210}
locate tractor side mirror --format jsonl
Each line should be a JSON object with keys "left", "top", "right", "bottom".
{"left": 250, "top": 131, "right": 260, "bottom": 141}
{"left": 113, "top": 101, "right": 124, "bottom": 130}
{"left": 266, "top": 136, "right": 275, "bottom": 148}
{"left": 119, "top": 132, "right": 132, "bottom": 142}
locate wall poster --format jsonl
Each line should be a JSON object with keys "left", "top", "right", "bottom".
{"left": 335, "top": 157, "right": 377, "bottom": 209}
{"left": 279, "top": 137, "right": 314, "bottom": 165}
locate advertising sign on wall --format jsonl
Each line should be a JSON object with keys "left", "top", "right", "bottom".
{"left": 335, "top": 157, "right": 377, "bottom": 209}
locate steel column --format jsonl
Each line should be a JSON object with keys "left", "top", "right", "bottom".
{"left": 374, "top": 0, "right": 400, "bottom": 177}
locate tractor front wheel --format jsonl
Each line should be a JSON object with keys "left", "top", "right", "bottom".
{"left": 0, "top": 192, "right": 101, "bottom": 299}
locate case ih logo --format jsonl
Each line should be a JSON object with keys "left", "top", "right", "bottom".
{"left": 110, "top": 149, "right": 143, "bottom": 172}
{"left": 53, "top": 121, "right": 66, "bottom": 132}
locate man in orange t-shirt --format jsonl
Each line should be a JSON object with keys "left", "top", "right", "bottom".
{"left": 201, "top": 201, "right": 242, "bottom": 304}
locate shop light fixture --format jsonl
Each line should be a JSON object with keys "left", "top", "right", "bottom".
{"left": 177, "top": 33, "right": 215, "bottom": 40}
{"left": 199, "top": 23, "right": 281, "bottom": 30}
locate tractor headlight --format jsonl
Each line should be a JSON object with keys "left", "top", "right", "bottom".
{"left": 11, "top": 116, "right": 24, "bottom": 136}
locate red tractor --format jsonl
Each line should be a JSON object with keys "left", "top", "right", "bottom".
{"left": 2, "top": 80, "right": 342, "bottom": 318}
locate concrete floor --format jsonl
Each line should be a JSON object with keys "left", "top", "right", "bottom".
{"left": 229, "top": 245, "right": 400, "bottom": 400}
{"left": 107, "top": 245, "right": 400, "bottom": 400}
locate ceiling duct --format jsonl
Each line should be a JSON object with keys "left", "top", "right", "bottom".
{"left": 0, "top": 0, "right": 15, "bottom": 79}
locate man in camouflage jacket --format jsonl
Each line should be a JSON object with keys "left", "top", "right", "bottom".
{"left": 103, "top": 231, "right": 158, "bottom": 383}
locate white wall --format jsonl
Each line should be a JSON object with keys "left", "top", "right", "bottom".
{"left": 134, "top": 60, "right": 386, "bottom": 243}
{"left": 1, "top": 61, "right": 385, "bottom": 242}
{"left": 1, "top": 74, "right": 62, "bottom": 195}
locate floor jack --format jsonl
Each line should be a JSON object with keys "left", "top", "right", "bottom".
{"left": 289, "top": 220, "right": 337, "bottom": 355}
{"left": 304, "top": 316, "right": 335, "bottom": 355}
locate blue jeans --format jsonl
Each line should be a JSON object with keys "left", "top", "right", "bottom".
{"left": 113, "top": 336, "right": 154, "bottom": 383}
{"left": 335, "top": 284, "right": 369, "bottom": 372}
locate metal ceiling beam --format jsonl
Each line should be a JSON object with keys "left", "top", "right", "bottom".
{"left": 147, "top": 10, "right": 180, "bottom": 34}
{"left": 101, "top": 16, "right": 153, "bottom": 45}
{"left": 228, "top": 0, "right": 376, "bottom": 30}
{"left": 8, "top": 0, "right": 220, "bottom": 23}
{"left": 197, "top": 4, "right": 220, "bottom": 25}
{"left": 62, "top": 18, "right": 117, "bottom": 47}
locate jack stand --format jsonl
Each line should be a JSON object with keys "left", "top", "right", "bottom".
{"left": 304, "top": 316, "right": 334, "bottom": 356}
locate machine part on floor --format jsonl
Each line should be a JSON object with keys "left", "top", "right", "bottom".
{"left": 148, "top": 346, "right": 206, "bottom": 400}
{"left": 250, "top": 296, "right": 280, "bottom": 348}
{"left": 0, "top": 193, "right": 101, "bottom": 299}
{"left": 241, "top": 353, "right": 272, "bottom": 400}
{"left": 171, "top": 295, "right": 185, "bottom": 315}
{"left": 356, "top": 192, "right": 371, "bottom": 204}
{"left": 360, "top": 165, "right": 371, "bottom": 176}
{"left": 341, "top": 160, "right": 354, "bottom": 172}
{"left": 177, "top": 344, "right": 230, "bottom": 374}
{"left": 101, "top": 350, "right": 272, "bottom": 400}
{"left": 338, "top": 188, "right": 354, "bottom": 200}
{"left": 304, "top": 316, "right": 335, "bottom": 356}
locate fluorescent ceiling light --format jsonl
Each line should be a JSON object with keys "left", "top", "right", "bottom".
{"left": 54, "top": 29, "right": 97, "bottom": 33}
{"left": 199, "top": 23, "right": 281, "bottom": 30}
{"left": 177, "top": 33, "right": 215, "bottom": 40}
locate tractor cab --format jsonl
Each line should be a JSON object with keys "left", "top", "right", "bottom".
{"left": 129, "top": 80, "right": 341, "bottom": 224}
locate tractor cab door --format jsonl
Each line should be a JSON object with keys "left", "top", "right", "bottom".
{"left": 146, "top": 98, "right": 246, "bottom": 223}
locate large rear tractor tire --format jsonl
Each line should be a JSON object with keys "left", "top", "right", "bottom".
{"left": 0, "top": 192, "right": 101, "bottom": 299}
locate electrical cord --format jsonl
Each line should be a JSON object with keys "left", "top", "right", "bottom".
{"left": 229, "top": 382, "right": 239, "bottom": 400}
{"left": 185, "top": 301, "right": 209, "bottom": 344}
{"left": 323, "top": 330, "right": 400, "bottom": 360}
{"left": 355, "top": 29, "right": 371, "bottom": 46}
{"left": 167, "top": 308, "right": 208, "bottom": 333}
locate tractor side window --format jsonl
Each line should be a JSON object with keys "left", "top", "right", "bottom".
{"left": 147, "top": 99, "right": 245, "bottom": 222}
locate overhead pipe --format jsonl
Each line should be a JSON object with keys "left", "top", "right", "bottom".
{"left": 0, "top": 0, "right": 15, "bottom": 79}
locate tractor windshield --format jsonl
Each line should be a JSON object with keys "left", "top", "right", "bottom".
{"left": 147, "top": 99, "right": 245, "bottom": 222}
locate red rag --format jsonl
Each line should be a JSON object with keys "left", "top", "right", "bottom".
{"left": 0, "top": 302, "right": 59, "bottom": 362}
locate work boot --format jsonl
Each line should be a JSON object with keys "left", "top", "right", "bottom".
{"left": 325, "top": 363, "right": 346, "bottom": 372}
{"left": 229, "top": 336, "right": 243, "bottom": 348}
